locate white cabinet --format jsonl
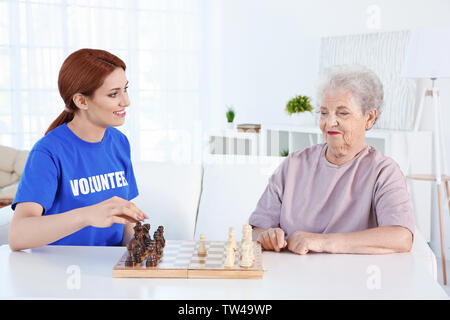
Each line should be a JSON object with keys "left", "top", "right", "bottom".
{"left": 208, "top": 126, "right": 433, "bottom": 241}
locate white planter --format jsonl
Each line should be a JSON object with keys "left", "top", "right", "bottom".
{"left": 226, "top": 122, "right": 234, "bottom": 129}
{"left": 290, "top": 111, "right": 316, "bottom": 126}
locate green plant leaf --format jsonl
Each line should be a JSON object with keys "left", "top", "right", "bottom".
{"left": 285, "top": 95, "right": 313, "bottom": 115}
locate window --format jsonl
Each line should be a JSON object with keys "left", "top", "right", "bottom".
{"left": 0, "top": 0, "right": 204, "bottom": 163}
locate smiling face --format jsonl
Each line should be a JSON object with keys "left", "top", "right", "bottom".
{"left": 319, "top": 89, "right": 373, "bottom": 157}
{"left": 83, "top": 67, "right": 130, "bottom": 128}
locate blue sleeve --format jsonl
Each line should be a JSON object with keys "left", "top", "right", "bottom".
{"left": 122, "top": 134, "right": 139, "bottom": 201}
{"left": 12, "top": 149, "right": 59, "bottom": 213}
{"left": 127, "top": 161, "right": 139, "bottom": 201}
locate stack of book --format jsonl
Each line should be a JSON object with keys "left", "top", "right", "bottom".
{"left": 236, "top": 124, "right": 261, "bottom": 133}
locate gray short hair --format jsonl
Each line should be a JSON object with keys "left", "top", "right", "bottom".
{"left": 316, "top": 65, "right": 384, "bottom": 125}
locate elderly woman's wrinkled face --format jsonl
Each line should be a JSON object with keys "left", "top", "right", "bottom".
{"left": 319, "top": 89, "right": 370, "bottom": 155}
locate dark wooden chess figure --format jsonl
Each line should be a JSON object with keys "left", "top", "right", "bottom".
{"left": 157, "top": 225, "right": 165, "bottom": 247}
{"left": 146, "top": 251, "right": 158, "bottom": 267}
{"left": 148, "top": 239, "right": 155, "bottom": 252}
{"left": 125, "top": 242, "right": 136, "bottom": 267}
{"left": 125, "top": 240, "right": 142, "bottom": 266}
{"left": 155, "top": 238, "right": 162, "bottom": 259}
{"left": 125, "top": 222, "right": 144, "bottom": 265}
{"left": 143, "top": 223, "right": 152, "bottom": 248}
{"left": 154, "top": 230, "right": 165, "bottom": 249}
{"left": 133, "top": 221, "right": 142, "bottom": 232}
{"left": 125, "top": 222, "right": 166, "bottom": 268}
{"left": 134, "top": 222, "right": 147, "bottom": 258}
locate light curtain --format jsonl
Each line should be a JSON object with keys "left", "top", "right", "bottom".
{"left": 0, "top": 0, "right": 203, "bottom": 163}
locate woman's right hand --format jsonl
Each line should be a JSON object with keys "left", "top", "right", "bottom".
{"left": 256, "top": 227, "right": 287, "bottom": 252}
{"left": 81, "top": 196, "right": 148, "bottom": 228}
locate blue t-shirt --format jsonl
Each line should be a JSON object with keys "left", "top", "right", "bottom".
{"left": 12, "top": 123, "right": 139, "bottom": 246}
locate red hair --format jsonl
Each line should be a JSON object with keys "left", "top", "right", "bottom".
{"left": 45, "top": 48, "right": 126, "bottom": 135}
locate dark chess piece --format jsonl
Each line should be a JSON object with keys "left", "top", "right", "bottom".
{"left": 143, "top": 223, "right": 152, "bottom": 248}
{"left": 134, "top": 223, "right": 146, "bottom": 258}
{"left": 124, "top": 224, "right": 167, "bottom": 268}
{"left": 126, "top": 223, "right": 145, "bottom": 264}
{"left": 155, "top": 239, "right": 162, "bottom": 259}
{"left": 146, "top": 252, "right": 158, "bottom": 267}
{"left": 133, "top": 221, "right": 142, "bottom": 234}
{"left": 125, "top": 242, "right": 136, "bottom": 267}
{"left": 147, "top": 240, "right": 159, "bottom": 265}
{"left": 134, "top": 223, "right": 142, "bottom": 238}
{"left": 134, "top": 242, "right": 144, "bottom": 264}
{"left": 154, "top": 231, "right": 165, "bottom": 249}
{"left": 125, "top": 240, "right": 142, "bottom": 265}
{"left": 157, "top": 226, "right": 165, "bottom": 247}
{"left": 133, "top": 223, "right": 141, "bottom": 242}
{"left": 147, "top": 240, "right": 156, "bottom": 255}
{"left": 148, "top": 239, "right": 155, "bottom": 252}
{"left": 154, "top": 234, "right": 162, "bottom": 253}
{"left": 133, "top": 250, "right": 142, "bottom": 264}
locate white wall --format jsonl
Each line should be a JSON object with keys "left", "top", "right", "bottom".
{"left": 203, "top": 0, "right": 450, "bottom": 258}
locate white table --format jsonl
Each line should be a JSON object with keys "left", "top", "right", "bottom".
{"left": 0, "top": 244, "right": 447, "bottom": 300}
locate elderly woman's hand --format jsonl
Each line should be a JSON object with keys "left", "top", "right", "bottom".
{"left": 287, "top": 231, "right": 326, "bottom": 255}
{"left": 256, "top": 227, "right": 287, "bottom": 252}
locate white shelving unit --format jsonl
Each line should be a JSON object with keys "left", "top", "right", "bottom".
{"left": 208, "top": 125, "right": 433, "bottom": 241}
{"left": 209, "top": 129, "right": 260, "bottom": 156}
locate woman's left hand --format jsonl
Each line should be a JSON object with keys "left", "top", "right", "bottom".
{"left": 287, "top": 231, "right": 327, "bottom": 255}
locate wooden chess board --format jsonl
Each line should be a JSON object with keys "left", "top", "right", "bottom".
{"left": 112, "top": 240, "right": 263, "bottom": 279}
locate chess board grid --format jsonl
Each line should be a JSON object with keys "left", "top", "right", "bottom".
{"left": 112, "top": 240, "right": 263, "bottom": 279}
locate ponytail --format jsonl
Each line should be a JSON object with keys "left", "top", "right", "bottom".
{"left": 45, "top": 110, "right": 75, "bottom": 135}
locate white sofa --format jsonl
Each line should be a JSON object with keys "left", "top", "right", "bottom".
{"left": 0, "top": 145, "right": 29, "bottom": 201}
{"left": 0, "top": 155, "right": 438, "bottom": 280}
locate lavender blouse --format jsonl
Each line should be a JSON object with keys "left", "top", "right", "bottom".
{"left": 249, "top": 143, "right": 415, "bottom": 238}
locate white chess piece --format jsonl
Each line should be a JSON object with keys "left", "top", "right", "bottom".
{"left": 198, "top": 234, "right": 207, "bottom": 256}
{"left": 246, "top": 227, "right": 252, "bottom": 242}
{"left": 227, "top": 227, "right": 237, "bottom": 251}
{"left": 241, "top": 223, "right": 249, "bottom": 240}
{"left": 248, "top": 239, "right": 255, "bottom": 262}
{"left": 240, "top": 239, "right": 253, "bottom": 268}
{"left": 223, "top": 244, "right": 235, "bottom": 268}
{"left": 241, "top": 222, "right": 252, "bottom": 248}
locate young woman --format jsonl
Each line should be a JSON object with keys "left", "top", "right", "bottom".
{"left": 9, "top": 48, "right": 147, "bottom": 251}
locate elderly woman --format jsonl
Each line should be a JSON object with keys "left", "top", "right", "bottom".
{"left": 249, "top": 65, "right": 414, "bottom": 255}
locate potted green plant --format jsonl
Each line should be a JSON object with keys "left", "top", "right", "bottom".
{"left": 280, "top": 149, "right": 289, "bottom": 157}
{"left": 226, "top": 106, "right": 235, "bottom": 129}
{"left": 285, "top": 95, "right": 314, "bottom": 126}
{"left": 285, "top": 95, "right": 313, "bottom": 115}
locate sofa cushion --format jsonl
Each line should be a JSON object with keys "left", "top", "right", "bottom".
{"left": 0, "top": 182, "right": 19, "bottom": 199}
{"left": 0, "top": 146, "right": 29, "bottom": 191}
{"left": 132, "top": 161, "right": 203, "bottom": 240}
{"left": 0, "top": 145, "right": 18, "bottom": 173}
{"left": 195, "top": 156, "right": 284, "bottom": 240}
{"left": 14, "top": 150, "right": 30, "bottom": 176}
{"left": 0, "top": 171, "right": 19, "bottom": 189}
